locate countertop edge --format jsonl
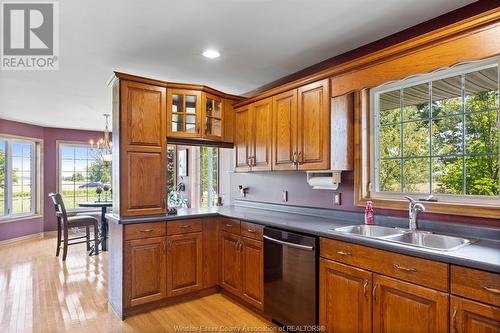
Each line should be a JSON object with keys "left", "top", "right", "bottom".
{"left": 105, "top": 210, "right": 500, "bottom": 274}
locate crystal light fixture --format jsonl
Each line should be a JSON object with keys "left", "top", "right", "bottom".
{"left": 90, "top": 114, "right": 112, "bottom": 164}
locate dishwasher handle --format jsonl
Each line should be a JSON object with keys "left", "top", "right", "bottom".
{"left": 263, "top": 235, "right": 314, "bottom": 251}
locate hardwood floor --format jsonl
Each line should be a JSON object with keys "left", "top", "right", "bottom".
{"left": 0, "top": 234, "right": 273, "bottom": 333}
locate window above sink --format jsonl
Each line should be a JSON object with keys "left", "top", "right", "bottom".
{"left": 370, "top": 57, "right": 499, "bottom": 207}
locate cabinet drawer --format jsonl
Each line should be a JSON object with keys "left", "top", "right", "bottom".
{"left": 320, "top": 238, "right": 449, "bottom": 291}
{"left": 240, "top": 221, "right": 263, "bottom": 240}
{"left": 124, "top": 222, "right": 166, "bottom": 240}
{"left": 220, "top": 218, "right": 241, "bottom": 234}
{"left": 167, "top": 219, "right": 203, "bottom": 235}
{"left": 451, "top": 265, "right": 500, "bottom": 307}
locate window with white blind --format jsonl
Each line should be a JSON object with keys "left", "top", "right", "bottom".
{"left": 371, "top": 59, "right": 499, "bottom": 205}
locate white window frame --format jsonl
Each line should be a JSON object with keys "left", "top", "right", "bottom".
{"left": 57, "top": 141, "right": 112, "bottom": 211}
{"left": 0, "top": 136, "right": 39, "bottom": 221}
{"left": 370, "top": 57, "right": 500, "bottom": 206}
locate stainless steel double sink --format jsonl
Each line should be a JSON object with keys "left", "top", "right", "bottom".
{"left": 332, "top": 224, "right": 472, "bottom": 251}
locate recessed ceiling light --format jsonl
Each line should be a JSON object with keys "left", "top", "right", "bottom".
{"left": 202, "top": 49, "right": 220, "bottom": 59}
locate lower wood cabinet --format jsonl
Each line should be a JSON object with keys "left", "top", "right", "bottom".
{"left": 220, "top": 231, "right": 242, "bottom": 295}
{"left": 319, "top": 258, "right": 372, "bottom": 333}
{"left": 451, "top": 296, "right": 500, "bottom": 333}
{"left": 373, "top": 274, "right": 449, "bottom": 333}
{"left": 167, "top": 232, "right": 203, "bottom": 297}
{"left": 124, "top": 236, "right": 167, "bottom": 308}
{"left": 220, "top": 227, "right": 264, "bottom": 310}
{"left": 241, "top": 237, "right": 264, "bottom": 309}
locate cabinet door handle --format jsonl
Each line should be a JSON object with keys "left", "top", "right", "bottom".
{"left": 452, "top": 306, "right": 458, "bottom": 333}
{"left": 363, "top": 279, "right": 369, "bottom": 300}
{"left": 482, "top": 285, "right": 500, "bottom": 294}
{"left": 168, "top": 240, "right": 172, "bottom": 249}
{"left": 292, "top": 152, "right": 298, "bottom": 165}
{"left": 251, "top": 155, "right": 256, "bottom": 166}
{"left": 336, "top": 250, "right": 352, "bottom": 256}
{"left": 372, "top": 284, "right": 379, "bottom": 302}
{"left": 393, "top": 264, "right": 417, "bottom": 272}
{"left": 246, "top": 229, "right": 256, "bottom": 233}
{"left": 298, "top": 151, "right": 303, "bottom": 165}
{"left": 140, "top": 229, "right": 154, "bottom": 233}
{"left": 225, "top": 224, "right": 233, "bottom": 228}
{"left": 180, "top": 225, "right": 191, "bottom": 229}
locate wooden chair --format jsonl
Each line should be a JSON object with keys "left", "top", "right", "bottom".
{"left": 49, "top": 193, "right": 99, "bottom": 261}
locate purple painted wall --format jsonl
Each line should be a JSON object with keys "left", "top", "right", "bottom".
{"left": 229, "top": 171, "right": 500, "bottom": 227}
{"left": 0, "top": 118, "right": 104, "bottom": 241}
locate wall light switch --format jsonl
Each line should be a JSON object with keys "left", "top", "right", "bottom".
{"left": 282, "top": 190, "right": 288, "bottom": 202}
{"left": 334, "top": 193, "right": 341, "bottom": 205}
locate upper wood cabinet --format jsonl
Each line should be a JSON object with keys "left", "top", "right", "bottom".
{"left": 251, "top": 98, "right": 273, "bottom": 171}
{"left": 272, "top": 89, "right": 298, "bottom": 171}
{"left": 116, "top": 79, "right": 167, "bottom": 216}
{"left": 234, "top": 99, "right": 272, "bottom": 172}
{"left": 167, "top": 88, "right": 235, "bottom": 142}
{"left": 237, "top": 79, "right": 332, "bottom": 172}
{"left": 202, "top": 93, "right": 224, "bottom": 141}
{"left": 297, "top": 79, "right": 330, "bottom": 170}
{"left": 234, "top": 105, "right": 252, "bottom": 171}
{"left": 167, "top": 89, "right": 202, "bottom": 138}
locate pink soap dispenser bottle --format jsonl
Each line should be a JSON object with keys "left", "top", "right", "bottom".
{"left": 365, "top": 201, "right": 374, "bottom": 225}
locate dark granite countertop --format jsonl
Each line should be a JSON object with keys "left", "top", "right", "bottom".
{"left": 106, "top": 205, "right": 500, "bottom": 273}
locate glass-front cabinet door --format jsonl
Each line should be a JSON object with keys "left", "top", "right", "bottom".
{"left": 167, "top": 89, "right": 202, "bottom": 137}
{"left": 202, "top": 93, "right": 224, "bottom": 140}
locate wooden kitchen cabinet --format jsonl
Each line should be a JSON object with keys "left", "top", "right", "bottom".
{"left": 319, "top": 258, "right": 372, "bottom": 333}
{"left": 297, "top": 79, "right": 330, "bottom": 170}
{"left": 117, "top": 79, "right": 167, "bottom": 216}
{"left": 234, "top": 105, "right": 252, "bottom": 171}
{"left": 220, "top": 231, "right": 243, "bottom": 295}
{"left": 124, "top": 236, "right": 167, "bottom": 308}
{"left": 250, "top": 98, "right": 273, "bottom": 171}
{"left": 451, "top": 296, "right": 500, "bottom": 333}
{"left": 272, "top": 89, "right": 298, "bottom": 170}
{"left": 167, "top": 88, "right": 202, "bottom": 138}
{"left": 202, "top": 92, "right": 224, "bottom": 141}
{"left": 241, "top": 237, "right": 264, "bottom": 310}
{"left": 234, "top": 99, "right": 273, "bottom": 172}
{"left": 167, "top": 232, "right": 203, "bottom": 297}
{"left": 272, "top": 80, "right": 331, "bottom": 171}
{"left": 219, "top": 221, "right": 264, "bottom": 310}
{"left": 373, "top": 274, "right": 449, "bottom": 333}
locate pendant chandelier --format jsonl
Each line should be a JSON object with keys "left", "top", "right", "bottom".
{"left": 90, "top": 114, "right": 112, "bottom": 163}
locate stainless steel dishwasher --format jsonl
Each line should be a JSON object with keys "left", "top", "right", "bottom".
{"left": 264, "top": 227, "right": 318, "bottom": 330}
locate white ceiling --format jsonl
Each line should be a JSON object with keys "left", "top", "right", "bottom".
{"left": 0, "top": 0, "right": 474, "bottom": 131}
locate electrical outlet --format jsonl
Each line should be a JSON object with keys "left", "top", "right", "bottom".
{"left": 282, "top": 190, "right": 288, "bottom": 202}
{"left": 334, "top": 193, "right": 341, "bottom": 205}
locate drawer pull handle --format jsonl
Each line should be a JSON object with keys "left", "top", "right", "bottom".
{"left": 336, "top": 250, "right": 352, "bottom": 256}
{"left": 452, "top": 306, "right": 458, "bottom": 333}
{"left": 225, "top": 224, "right": 233, "bottom": 227}
{"left": 140, "top": 229, "right": 153, "bottom": 233}
{"left": 372, "top": 284, "right": 379, "bottom": 302}
{"left": 394, "top": 264, "right": 417, "bottom": 272}
{"left": 247, "top": 229, "right": 256, "bottom": 233}
{"left": 363, "top": 279, "right": 369, "bottom": 300}
{"left": 180, "top": 225, "right": 191, "bottom": 229}
{"left": 482, "top": 285, "right": 500, "bottom": 294}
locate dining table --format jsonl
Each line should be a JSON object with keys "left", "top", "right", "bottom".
{"left": 78, "top": 201, "right": 112, "bottom": 252}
